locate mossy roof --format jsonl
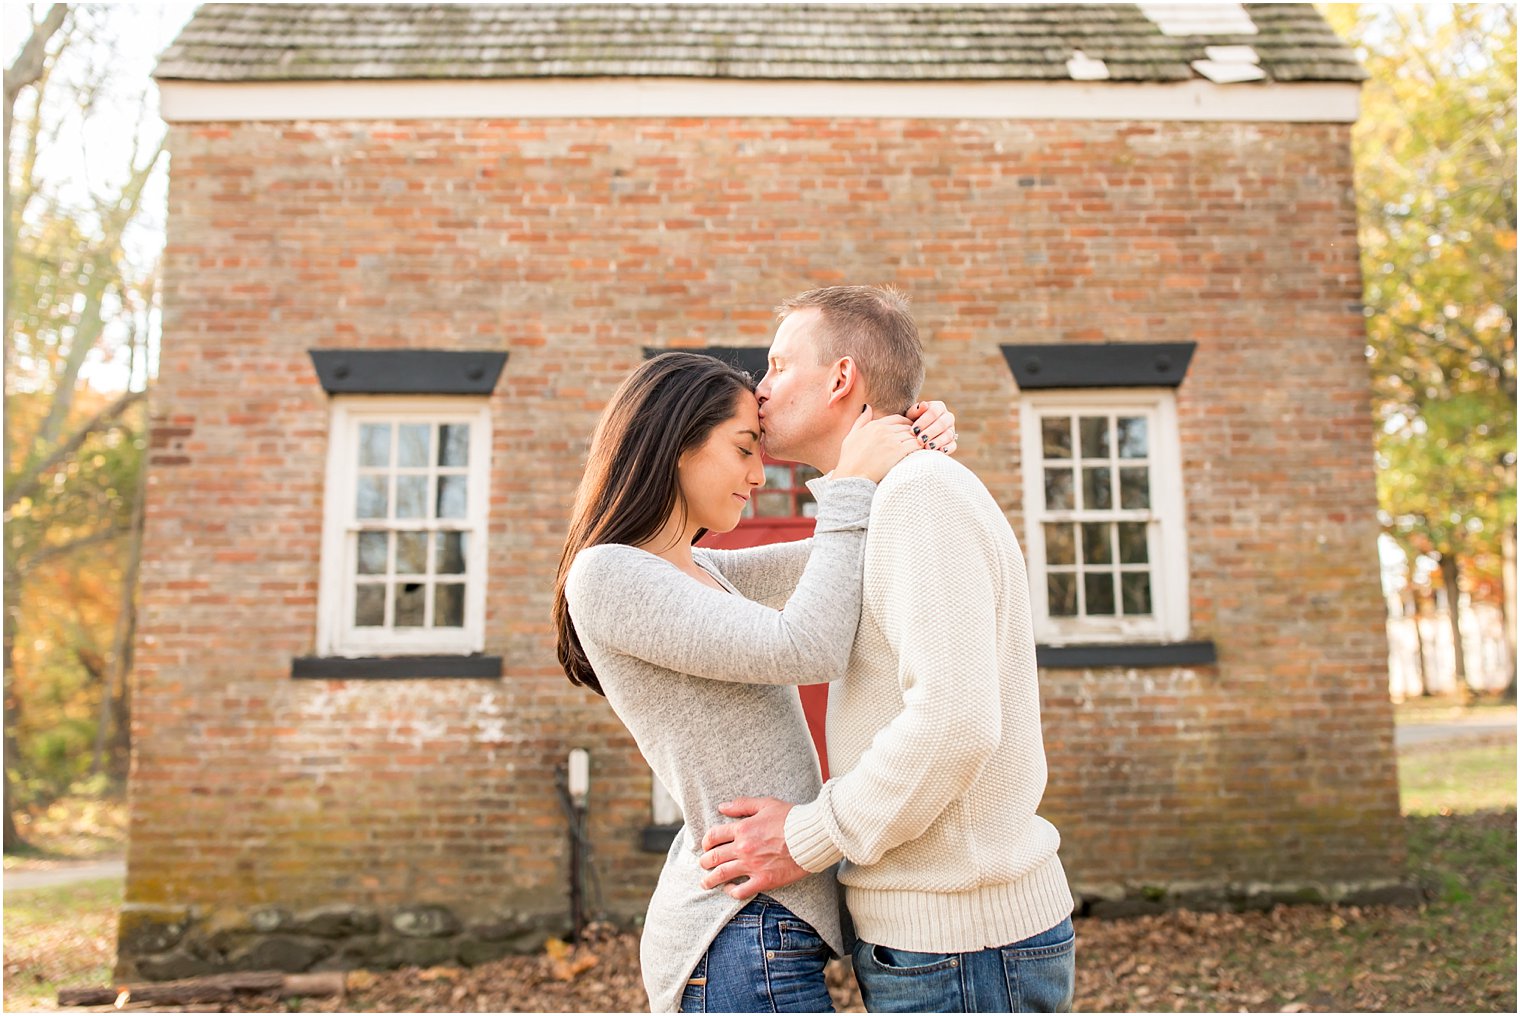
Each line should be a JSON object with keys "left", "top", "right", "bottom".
{"left": 154, "top": 3, "right": 1364, "bottom": 85}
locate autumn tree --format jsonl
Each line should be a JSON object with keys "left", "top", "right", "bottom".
{"left": 1326, "top": 3, "right": 1518, "bottom": 693}
{"left": 3, "top": 3, "right": 160, "bottom": 850}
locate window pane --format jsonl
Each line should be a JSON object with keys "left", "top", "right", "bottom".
{"left": 437, "top": 532, "right": 467, "bottom": 575}
{"left": 1082, "top": 522, "right": 1113, "bottom": 564}
{"left": 438, "top": 424, "right": 469, "bottom": 467}
{"left": 359, "top": 423, "right": 391, "bottom": 468}
{"left": 1080, "top": 416, "right": 1110, "bottom": 459}
{"left": 797, "top": 489, "right": 818, "bottom": 518}
{"left": 356, "top": 475, "right": 388, "bottom": 519}
{"left": 395, "top": 582, "right": 425, "bottom": 626}
{"left": 763, "top": 464, "right": 792, "bottom": 489}
{"left": 1119, "top": 467, "right": 1150, "bottom": 509}
{"left": 354, "top": 583, "right": 385, "bottom": 627}
{"left": 1122, "top": 572, "right": 1153, "bottom": 615}
{"left": 795, "top": 465, "right": 824, "bottom": 486}
{"left": 1117, "top": 416, "right": 1148, "bottom": 459}
{"left": 396, "top": 475, "right": 427, "bottom": 519}
{"left": 436, "top": 475, "right": 467, "bottom": 519}
{"left": 1044, "top": 468, "right": 1074, "bottom": 510}
{"left": 754, "top": 491, "right": 792, "bottom": 516}
{"left": 1084, "top": 572, "right": 1116, "bottom": 615}
{"left": 1118, "top": 522, "right": 1149, "bottom": 564}
{"left": 1048, "top": 573, "right": 1077, "bottom": 616}
{"left": 1082, "top": 467, "right": 1112, "bottom": 510}
{"left": 395, "top": 532, "right": 428, "bottom": 574}
{"left": 434, "top": 584, "right": 465, "bottom": 628}
{"left": 1043, "top": 523, "right": 1075, "bottom": 566}
{"left": 398, "top": 424, "right": 430, "bottom": 468}
{"left": 357, "top": 531, "right": 388, "bottom": 574}
{"left": 1041, "top": 417, "right": 1072, "bottom": 459}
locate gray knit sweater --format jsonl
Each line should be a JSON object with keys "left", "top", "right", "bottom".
{"left": 563, "top": 476, "right": 876, "bottom": 1013}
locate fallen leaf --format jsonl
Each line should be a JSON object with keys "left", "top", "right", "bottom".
{"left": 552, "top": 951, "right": 600, "bottom": 982}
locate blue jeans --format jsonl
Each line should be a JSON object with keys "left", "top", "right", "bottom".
{"left": 852, "top": 916, "right": 1075, "bottom": 1013}
{"left": 679, "top": 895, "right": 835, "bottom": 1013}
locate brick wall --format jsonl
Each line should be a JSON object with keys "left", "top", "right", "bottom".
{"left": 124, "top": 115, "right": 1402, "bottom": 975}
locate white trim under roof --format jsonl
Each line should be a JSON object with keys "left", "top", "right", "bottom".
{"left": 157, "top": 77, "right": 1361, "bottom": 124}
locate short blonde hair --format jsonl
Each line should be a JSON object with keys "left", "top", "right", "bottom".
{"left": 776, "top": 285, "right": 925, "bottom": 413}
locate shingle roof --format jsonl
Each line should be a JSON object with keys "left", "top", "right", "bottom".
{"left": 154, "top": 3, "right": 1364, "bottom": 85}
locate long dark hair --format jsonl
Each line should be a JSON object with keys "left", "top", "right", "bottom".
{"left": 553, "top": 352, "right": 757, "bottom": 695}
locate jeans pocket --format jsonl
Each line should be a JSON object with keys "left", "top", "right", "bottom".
{"left": 1001, "top": 919, "right": 1075, "bottom": 1013}
{"left": 853, "top": 939, "right": 963, "bottom": 1013}
{"left": 869, "top": 944, "right": 959, "bottom": 974}
{"left": 775, "top": 918, "right": 829, "bottom": 958}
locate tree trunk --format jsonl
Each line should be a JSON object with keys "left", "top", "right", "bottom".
{"left": 3, "top": 555, "right": 27, "bottom": 852}
{"left": 1406, "top": 586, "right": 1429, "bottom": 697}
{"left": 1438, "top": 553, "right": 1471, "bottom": 697}
{"left": 1503, "top": 524, "right": 1516, "bottom": 702}
{"left": 102, "top": 425, "right": 147, "bottom": 778}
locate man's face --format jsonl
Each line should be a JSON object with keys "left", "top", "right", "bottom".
{"left": 755, "top": 309, "right": 835, "bottom": 463}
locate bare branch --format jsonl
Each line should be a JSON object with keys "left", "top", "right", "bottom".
{"left": 3, "top": 5, "right": 68, "bottom": 104}
{"left": 19, "top": 525, "right": 130, "bottom": 571}
{"left": 4, "top": 387, "right": 145, "bottom": 511}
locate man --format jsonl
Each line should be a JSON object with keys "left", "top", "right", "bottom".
{"left": 697, "top": 285, "right": 1075, "bottom": 1013}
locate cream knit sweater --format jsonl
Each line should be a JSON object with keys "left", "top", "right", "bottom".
{"left": 781, "top": 451, "right": 1074, "bottom": 952}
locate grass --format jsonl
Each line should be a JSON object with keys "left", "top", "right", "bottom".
{"left": 2, "top": 877, "right": 123, "bottom": 1012}
{"left": 1399, "top": 739, "right": 1517, "bottom": 815}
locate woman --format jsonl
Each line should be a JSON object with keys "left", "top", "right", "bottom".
{"left": 552, "top": 352, "right": 955, "bottom": 1012}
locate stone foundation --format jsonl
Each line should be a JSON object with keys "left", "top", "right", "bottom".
{"left": 115, "top": 901, "right": 577, "bottom": 982}
{"left": 1074, "top": 877, "right": 1424, "bottom": 920}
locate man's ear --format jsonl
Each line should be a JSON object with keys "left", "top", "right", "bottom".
{"left": 825, "top": 357, "right": 861, "bottom": 409}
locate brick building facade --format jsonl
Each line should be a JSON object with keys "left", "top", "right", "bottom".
{"left": 120, "top": 3, "right": 1406, "bottom": 979}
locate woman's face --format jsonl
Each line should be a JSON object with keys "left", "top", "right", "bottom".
{"left": 677, "top": 391, "right": 766, "bottom": 534}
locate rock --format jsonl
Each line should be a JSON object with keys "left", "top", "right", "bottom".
{"left": 118, "top": 905, "right": 192, "bottom": 955}
{"left": 292, "top": 904, "right": 381, "bottom": 938}
{"left": 375, "top": 937, "right": 460, "bottom": 969}
{"left": 392, "top": 905, "right": 460, "bottom": 938}
{"left": 228, "top": 935, "right": 331, "bottom": 972}
{"left": 457, "top": 938, "right": 516, "bottom": 966}
{"left": 249, "top": 907, "right": 292, "bottom": 933}
{"left": 1089, "top": 898, "right": 1167, "bottom": 918}
{"left": 136, "top": 949, "right": 219, "bottom": 981}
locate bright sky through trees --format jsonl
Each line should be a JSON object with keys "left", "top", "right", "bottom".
{"left": 5, "top": 2, "right": 196, "bottom": 390}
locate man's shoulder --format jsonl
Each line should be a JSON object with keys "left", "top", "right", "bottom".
{"left": 871, "top": 453, "right": 1014, "bottom": 553}
{"left": 875, "top": 450, "right": 991, "bottom": 505}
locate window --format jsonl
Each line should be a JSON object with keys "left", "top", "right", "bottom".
{"left": 741, "top": 460, "right": 825, "bottom": 519}
{"left": 317, "top": 398, "right": 491, "bottom": 657}
{"left": 1020, "top": 389, "right": 1189, "bottom": 644}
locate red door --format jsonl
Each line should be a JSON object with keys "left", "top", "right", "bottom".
{"left": 699, "top": 456, "right": 831, "bottom": 779}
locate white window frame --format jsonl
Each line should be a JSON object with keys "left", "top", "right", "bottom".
{"left": 316, "top": 397, "right": 491, "bottom": 657}
{"left": 1019, "top": 388, "right": 1190, "bottom": 645}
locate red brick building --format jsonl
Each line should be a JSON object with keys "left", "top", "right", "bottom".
{"left": 122, "top": 2, "right": 1407, "bottom": 978}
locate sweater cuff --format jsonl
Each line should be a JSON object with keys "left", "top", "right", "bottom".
{"left": 784, "top": 798, "right": 846, "bottom": 873}
{"left": 806, "top": 475, "right": 876, "bottom": 534}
